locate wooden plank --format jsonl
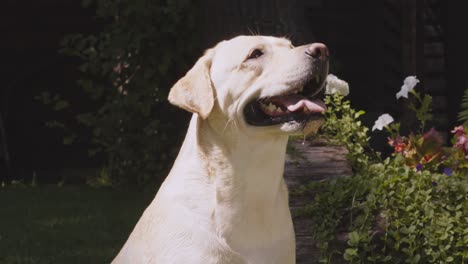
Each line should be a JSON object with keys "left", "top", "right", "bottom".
{"left": 446, "top": 1, "right": 468, "bottom": 128}
{"left": 284, "top": 141, "right": 352, "bottom": 263}
{"left": 424, "top": 42, "right": 444, "bottom": 57}
{"left": 424, "top": 78, "right": 446, "bottom": 95}
{"left": 424, "top": 57, "right": 445, "bottom": 75}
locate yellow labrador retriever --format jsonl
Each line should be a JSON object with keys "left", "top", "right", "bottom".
{"left": 113, "top": 35, "right": 329, "bottom": 264}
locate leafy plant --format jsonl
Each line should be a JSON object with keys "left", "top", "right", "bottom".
{"left": 49, "top": 0, "right": 202, "bottom": 185}
{"left": 458, "top": 89, "right": 468, "bottom": 126}
{"left": 407, "top": 90, "right": 433, "bottom": 133}
{"left": 302, "top": 76, "right": 468, "bottom": 263}
{"left": 318, "top": 93, "right": 374, "bottom": 171}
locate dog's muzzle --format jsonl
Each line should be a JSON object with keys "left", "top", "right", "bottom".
{"left": 244, "top": 43, "right": 329, "bottom": 127}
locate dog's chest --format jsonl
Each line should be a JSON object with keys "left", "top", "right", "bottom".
{"left": 212, "top": 185, "right": 293, "bottom": 260}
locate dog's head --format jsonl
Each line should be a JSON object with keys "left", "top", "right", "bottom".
{"left": 168, "top": 36, "right": 329, "bottom": 136}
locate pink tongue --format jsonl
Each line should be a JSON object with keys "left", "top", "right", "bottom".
{"left": 278, "top": 95, "right": 326, "bottom": 113}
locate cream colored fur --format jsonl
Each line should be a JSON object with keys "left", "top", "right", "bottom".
{"left": 113, "top": 36, "right": 325, "bottom": 264}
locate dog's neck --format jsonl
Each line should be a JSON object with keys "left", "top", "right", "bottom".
{"left": 199, "top": 114, "right": 289, "bottom": 199}
{"left": 171, "top": 114, "right": 290, "bottom": 248}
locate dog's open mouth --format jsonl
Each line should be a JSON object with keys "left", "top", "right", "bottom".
{"left": 244, "top": 76, "right": 327, "bottom": 126}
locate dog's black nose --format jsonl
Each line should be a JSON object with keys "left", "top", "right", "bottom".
{"left": 305, "top": 43, "right": 329, "bottom": 61}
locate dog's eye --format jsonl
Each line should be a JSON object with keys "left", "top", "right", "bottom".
{"left": 247, "top": 49, "right": 264, "bottom": 60}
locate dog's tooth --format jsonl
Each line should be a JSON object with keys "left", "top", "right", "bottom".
{"left": 267, "top": 103, "right": 276, "bottom": 112}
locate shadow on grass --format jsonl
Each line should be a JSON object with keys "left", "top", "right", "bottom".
{"left": 0, "top": 185, "right": 154, "bottom": 264}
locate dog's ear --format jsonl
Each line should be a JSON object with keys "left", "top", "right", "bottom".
{"left": 168, "top": 49, "right": 215, "bottom": 119}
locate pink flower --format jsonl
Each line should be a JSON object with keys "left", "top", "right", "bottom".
{"left": 388, "top": 136, "right": 409, "bottom": 153}
{"left": 423, "top": 154, "right": 437, "bottom": 163}
{"left": 451, "top": 126, "right": 465, "bottom": 137}
{"left": 454, "top": 135, "right": 468, "bottom": 154}
{"left": 394, "top": 143, "right": 406, "bottom": 153}
{"left": 423, "top": 128, "right": 443, "bottom": 144}
{"left": 458, "top": 136, "right": 467, "bottom": 145}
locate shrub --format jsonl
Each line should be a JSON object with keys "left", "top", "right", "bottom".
{"left": 54, "top": 0, "right": 201, "bottom": 185}
{"left": 304, "top": 76, "right": 468, "bottom": 263}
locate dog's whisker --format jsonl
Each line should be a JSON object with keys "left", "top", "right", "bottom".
{"left": 222, "top": 120, "right": 230, "bottom": 134}
{"left": 232, "top": 119, "right": 239, "bottom": 131}
{"left": 247, "top": 27, "right": 256, "bottom": 36}
{"left": 222, "top": 118, "right": 236, "bottom": 134}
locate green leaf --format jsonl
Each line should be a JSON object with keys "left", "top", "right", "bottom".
{"left": 76, "top": 113, "right": 95, "bottom": 126}
{"left": 82, "top": 0, "right": 93, "bottom": 8}
{"left": 354, "top": 110, "right": 366, "bottom": 118}
{"left": 344, "top": 248, "right": 358, "bottom": 260}
{"left": 36, "top": 91, "right": 51, "bottom": 105}
{"left": 63, "top": 134, "right": 77, "bottom": 145}
{"left": 458, "top": 89, "right": 468, "bottom": 125}
{"left": 54, "top": 100, "right": 70, "bottom": 111}
{"left": 348, "top": 231, "right": 360, "bottom": 246}
{"left": 45, "top": 120, "right": 65, "bottom": 128}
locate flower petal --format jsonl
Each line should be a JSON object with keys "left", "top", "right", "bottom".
{"left": 404, "top": 76, "right": 420, "bottom": 90}
{"left": 443, "top": 168, "right": 453, "bottom": 176}
{"left": 396, "top": 76, "right": 419, "bottom": 100}
{"left": 372, "top": 113, "right": 394, "bottom": 131}
{"left": 325, "top": 74, "right": 350, "bottom": 96}
{"left": 451, "top": 125, "right": 464, "bottom": 137}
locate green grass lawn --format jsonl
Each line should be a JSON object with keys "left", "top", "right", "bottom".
{"left": 0, "top": 185, "right": 154, "bottom": 264}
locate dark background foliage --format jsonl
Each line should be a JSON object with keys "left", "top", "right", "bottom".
{"left": 56, "top": 0, "right": 203, "bottom": 185}
{"left": 1, "top": 0, "right": 467, "bottom": 185}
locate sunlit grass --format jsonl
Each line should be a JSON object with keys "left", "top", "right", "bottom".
{"left": 0, "top": 185, "right": 153, "bottom": 264}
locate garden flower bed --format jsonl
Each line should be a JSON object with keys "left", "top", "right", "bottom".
{"left": 288, "top": 75, "right": 468, "bottom": 263}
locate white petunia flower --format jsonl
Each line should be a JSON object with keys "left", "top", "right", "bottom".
{"left": 372, "top": 114, "right": 394, "bottom": 131}
{"left": 396, "top": 76, "right": 419, "bottom": 99}
{"left": 325, "top": 74, "right": 349, "bottom": 96}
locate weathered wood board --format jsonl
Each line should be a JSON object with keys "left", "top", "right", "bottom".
{"left": 284, "top": 141, "right": 352, "bottom": 263}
